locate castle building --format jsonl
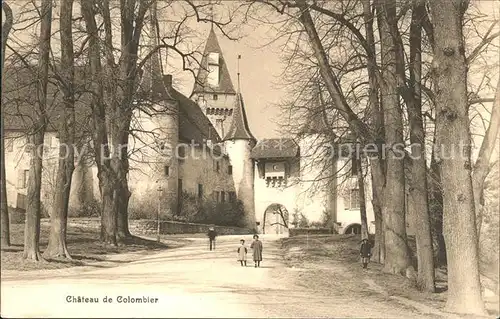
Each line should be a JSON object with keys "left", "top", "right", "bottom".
{"left": 3, "top": 27, "right": 376, "bottom": 235}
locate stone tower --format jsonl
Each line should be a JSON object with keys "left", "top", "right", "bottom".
{"left": 223, "top": 93, "right": 257, "bottom": 229}
{"left": 141, "top": 5, "right": 179, "bottom": 216}
{"left": 191, "top": 27, "right": 237, "bottom": 139}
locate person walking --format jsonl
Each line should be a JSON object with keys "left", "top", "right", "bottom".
{"left": 250, "top": 234, "right": 263, "bottom": 268}
{"left": 360, "top": 238, "right": 372, "bottom": 269}
{"left": 237, "top": 239, "right": 247, "bottom": 266}
{"left": 208, "top": 227, "right": 217, "bottom": 251}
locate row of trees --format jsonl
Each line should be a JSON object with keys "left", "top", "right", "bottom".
{"left": 0, "top": 0, "right": 235, "bottom": 256}
{"left": 247, "top": 0, "right": 498, "bottom": 315}
{"left": 0, "top": 0, "right": 498, "bottom": 316}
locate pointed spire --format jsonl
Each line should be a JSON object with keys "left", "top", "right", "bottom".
{"left": 192, "top": 28, "right": 236, "bottom": 95}
{"left": 223, "top": 93, "right": 256, "bottom": 142}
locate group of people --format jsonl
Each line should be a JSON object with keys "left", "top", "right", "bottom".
{"left": 207, "top": 227, "right": 264, "bottom": 268}
{"left": 207, "top": 227, "right": 373, "bottom": 269}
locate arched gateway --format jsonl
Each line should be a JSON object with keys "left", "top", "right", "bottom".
{"left": 262, "top": 203, "right": 289, "bottom": 235}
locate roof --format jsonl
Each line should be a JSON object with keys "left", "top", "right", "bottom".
{"left": 191, "top": 27, "right": 236, "bottom": 96}
{"left": 2, "top": 64, "right": 92, "bottom": 135}
{"left": 3, "top": 63, "right": 220, "bottom": 144}
{"left": 223, "top": 93, "right": 255, "bottom": 142}
{"left": 251, "top": 138, "right": 299, "bottom": 159}
{"left": 171, "top": 87, "right": 221, "bottom": 143}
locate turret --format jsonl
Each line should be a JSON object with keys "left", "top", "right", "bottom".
{"left": 223, "top": 93, "right": 257, "bottom": 229}
{"left": 139, "top": 3, "right": 179, "bottom": 217}
{"left": 191, "top": 27, "right": 237, "bottom": 139}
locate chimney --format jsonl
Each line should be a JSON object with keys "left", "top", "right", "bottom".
{"left": 163, "top": 74, "right": 173, "bottom": 89}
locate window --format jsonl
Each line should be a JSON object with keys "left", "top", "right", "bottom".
{"left": 228, "top": 191, "right": 236, "bottom": 202}
{"left": 349, "top": 188, "right": 360, "bottom": 210}
{"left": 198, "top": 184, "right": 203, "bottom": 199}
{"left": 50, "top": 136, "right": 59, "bottom": 148}
{"left": 221, "top": 191, "right": 226, "bottom": 203}
{"left": 16, "top": 193, "right": 27, "bottom": 210}
{"left": 17, "top": 169, "right": 29, "bottom": 188}
{"left": 213, "top": 94, "right": 218, "bottom": 100}
{"left": 164, "top": 165, "right": 169, "bottom": 177}
{"left": 214, "top": 160, "right": 220, "bottom": 173}
{"left": 228, "top": 165, "right": 233, "bottom": 175}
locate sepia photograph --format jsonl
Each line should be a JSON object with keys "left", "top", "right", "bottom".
{"left": 0, "top": 0, "right": 499, "bottom": 317}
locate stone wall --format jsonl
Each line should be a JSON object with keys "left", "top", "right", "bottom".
{"left": 41, "top": 218, "right": 253, "bottom": 236}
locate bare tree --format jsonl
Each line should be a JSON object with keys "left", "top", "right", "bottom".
{"left": 472, "top": 77, "right": 500, "bottom": 237}
{"left": 428, "top": 0, "right": 486, "bottom": 314}
{"left": 1, "top": 1, "right": 14, "bottom": 248}
{"left": 43, "top": 0, "right": 76, "bottom": 259}
{"left": 23, "top": 0, "right": 53, "bottom": 261}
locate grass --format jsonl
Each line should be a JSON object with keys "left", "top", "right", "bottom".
{"left": 1, "top": 222, "right": 191, "bottom": 272}
{"left": 279, "top": 234, "right": 499, "bottom": 317}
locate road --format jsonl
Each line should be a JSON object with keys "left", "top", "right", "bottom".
{"left": 1, "top": 235, "right": 443, "bottom": 318}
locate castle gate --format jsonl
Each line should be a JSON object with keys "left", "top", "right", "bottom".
{"left": 262, "top": 203, "right": 289, "bottom": 235}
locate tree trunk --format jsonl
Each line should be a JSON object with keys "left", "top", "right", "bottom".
{"left": 81, "top": 0, "right": 117, "bottom": 246}
{"left": 358, "top": 159, "right": 369, "bottom": 240}
{"left": 407, "top": 0, "right": 435, "bottom": 292}
{"left": 44, "top": 0, "right": 75, "bottom": 259}
{"left": 24, "top": 0, "right": 52, "bottom": 261}
{"left": 377, "top": 0, "right": 411, "bottom": 275}
{"left": 23, "top": 131, "right": 45, "bottom": 261}
{"left": 1, "top": 1, "right": 13, "bottom": 248}
{"left": 362, "top": 0, "right": 385, "bottom": 263}
{"left": 428, "top": 0, "right": 486, "bottom": 314}
{"left": 370, "top": 167, "right": 385, "bottom": 264}
{"left": 472, "top": 77, "right": 500, "bottom": 238}
{"left": 115, "top": 132, "right": 132, "bottom": 242}
{"left": 429, "top": 148, "right": 447, "bottom": 266}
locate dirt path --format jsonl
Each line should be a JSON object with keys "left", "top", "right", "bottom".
{"left": 1, "top": 235, "right": 452, "bottom": 318}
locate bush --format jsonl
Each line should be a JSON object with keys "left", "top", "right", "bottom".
{"left": 128, "top": 190, "right": 246, "bottom": 228}
{"left": 176, "top": 191, "right": 246, "bottom": 227}
{"left": 68, "top": 198, "right": 101, "bottom": 217}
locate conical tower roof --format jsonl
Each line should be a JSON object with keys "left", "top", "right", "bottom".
{"left": 223, "top": 93, "right": 255, "bottom": 142}
{"left": 192, "top": 27, "right": 236, "bottom": 95}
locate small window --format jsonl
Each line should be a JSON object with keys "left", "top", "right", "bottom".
{"left": 221, "top": 191, "right": 226, "bottom": 203}
{"left": 349, "top": 188, "right": 360, "bottom": 210}
{"left": 18, "top": 169, "right": 29, "bottom": 188}
{"left": 198, "top": 184, "right": 203, "bottom": 199}
{"left": 214, "top": 160, "right": 220, "bottom": 173}
{"left": 16, "top": 193, "right": 27, "bottom": 210}
{"left": 213, "top": 94, "right": 218, "bottom": 100}
{"left": 228, "top": 165, "right": 233, "bottom": 175}
{"left": 164, "top": 165, "right": 169, "bottom": 176}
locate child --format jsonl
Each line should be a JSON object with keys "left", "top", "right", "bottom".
{"left": 360, "top": 238, "right": 372, "bottom": 269}
{"left": 237, "top": 239, "right": 247, "bottom": 266}
{"left": 250, "top": 234, "right": 263, "bottom": 268}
